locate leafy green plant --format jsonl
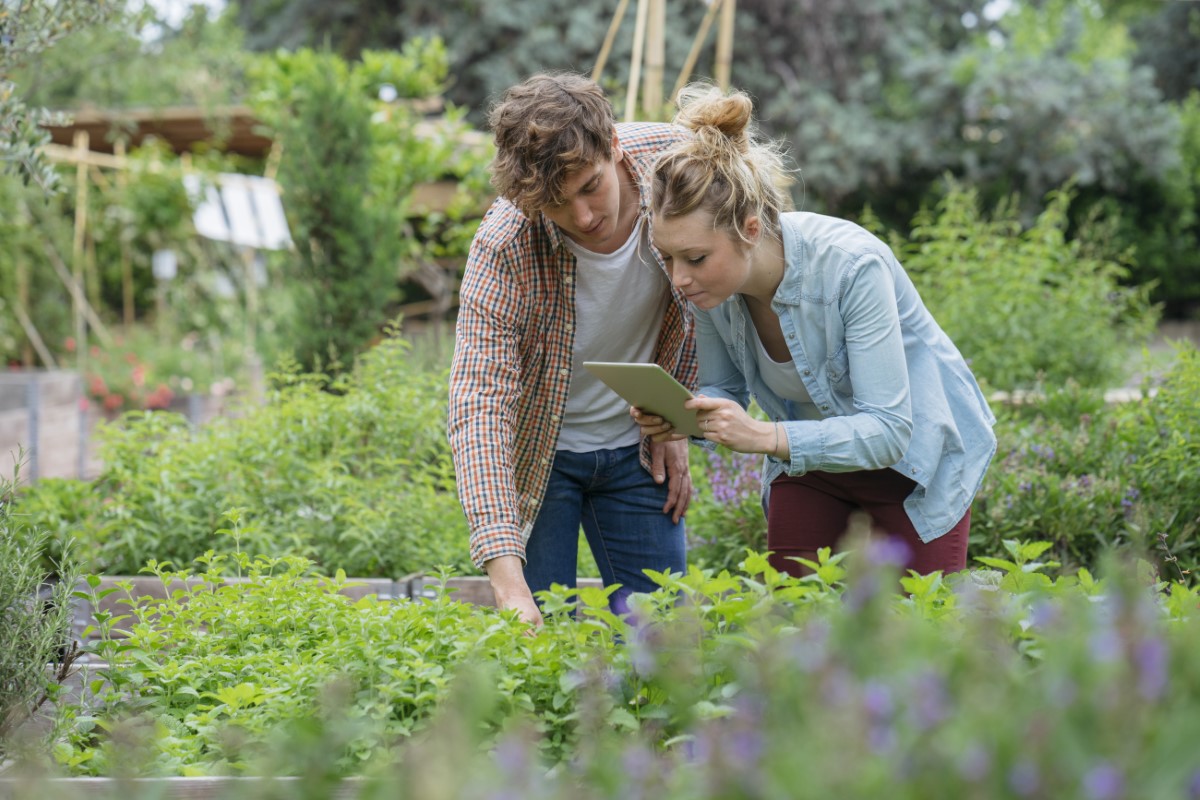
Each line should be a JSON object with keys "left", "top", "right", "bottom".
{"left": 15, "top": 327, "right": 470, "bottom": 579}
{"left": 899, "top": 182, "right": 1158, "bottom": 392}
{"left": 0, "top": 463, "right": 82, "bottom": 760}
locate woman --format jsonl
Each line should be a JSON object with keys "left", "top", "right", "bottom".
{"left": 635, "top": 85, "right": 997, "bottom": 576}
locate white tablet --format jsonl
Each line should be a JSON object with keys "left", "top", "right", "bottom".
{"left": 582, "top": 361, "right": 703, "bottom": 438}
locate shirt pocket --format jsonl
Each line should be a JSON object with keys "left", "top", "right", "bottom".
{"left": 826, "top": 346, "right": 854, "bottom": 397}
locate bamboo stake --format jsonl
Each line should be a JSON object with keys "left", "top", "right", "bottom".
{"left": 624, "top": 0, "right": 649, "bottom": 122}
{"left": 592, "top": 0, "right": 632, "bottom": 83}
{"left": 13, "top": 303, "right": 58, "bottom": 370}
{"left": 642, "top": 0, "right": 665, "bottom": 117}
{"left": 715, "top": 0, "right": 736, "bottom": 91}
{"left": 672, "top": 0, "right": 725, "bottom": 102}
{"left": 115, "top": 140, "right": 135, "bottom": 328}
{"left": 71, "top": 131, "right": 90, "bottom": 376}
{"left": 40, "top": 240, "right": 115, "bottom": 348}
{"left": 16, "top": 247, "right": 32, "bottom": 367}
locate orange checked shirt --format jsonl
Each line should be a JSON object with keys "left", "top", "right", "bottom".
{"left": 448, "top": 122, "right": 698, "bottom": 570}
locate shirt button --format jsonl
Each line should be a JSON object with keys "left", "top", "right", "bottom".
{"left": 541, "top": 457, "right": 550, "bottom": 466}
{"left": 550, "top": 414, "right": 560, "bottom": 422}
{"left": 821, "top": 404, "right": 830, "bottom": 411}
{"left": 803, "top": 369, "right": 811, "bottom": 376}
{"left": 559, "top": 368, "right": 569, "bottom": 377}
{"left": 565, "top": 324, "right": 574, "bottom": 332}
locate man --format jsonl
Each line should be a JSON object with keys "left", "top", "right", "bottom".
{"left": 448, "top": 73, "right": 696, "bottom": 626}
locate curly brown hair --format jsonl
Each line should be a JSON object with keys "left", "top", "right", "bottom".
{"left": 487, "top": 73, "right": 616, "bottom": 216}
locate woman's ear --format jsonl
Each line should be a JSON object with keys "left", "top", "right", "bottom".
{"left": 744, "top": 215, "right": 762, "bottom": 243}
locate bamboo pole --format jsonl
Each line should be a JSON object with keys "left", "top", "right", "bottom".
{"left": 71, "top": 131, "right": 90, "bottom": 376}
{"left": 16, "top": 247, "right": 32, "bottom": 367}
{"left": 715, "top": 0, "right": 736, "bottom": 92}
{"left": 114, "top": 140, "right": 135, "bottom": 328}
{"left": 672, "top": 0, "right": 725, "bottom": 102}
{"left": 624, "top": 0, "right": 649, "bottom": 122}
{"left": 592, "top": 0, "right": 632, "bottom": 83}
{"left": 642, "top": 0, "right": 665, "bottom": 118}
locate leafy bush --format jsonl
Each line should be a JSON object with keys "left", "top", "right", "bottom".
{"left": 897, "top": 183, "right": 1157, "bottom": 392}
{"left": 972, "top": 342, "right": 1200, "bottom": 575}
{"left": 0, "top": 466, "right": 82, "bottom": 760}
{"left": 14, "top": 328, "right": 470, "bottom": 579}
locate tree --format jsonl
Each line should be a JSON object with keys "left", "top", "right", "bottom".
{"left": 1, "top": 0, "right": 117, "bottom": 191}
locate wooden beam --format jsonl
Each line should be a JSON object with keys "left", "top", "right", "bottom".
{"left": 71, "top": 131, "right": 90, "bottom": 376}
{"left": 642, "top": 0, "right": 666, "bottom": 117}
{"left": 715, "top": 0, "right": 737, "bottom": 91}
{"left": 625, "top": 0, "right": 649, "bottom": 122}
{"left": 672, "top": 0, "right": 724, "bottom": 102}
{"left": 593, "top": 0, "right": 632, "bottom": 83}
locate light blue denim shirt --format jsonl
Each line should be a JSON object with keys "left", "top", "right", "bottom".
{"left": 695, "top": 212, "right": 997, "bottom": 542}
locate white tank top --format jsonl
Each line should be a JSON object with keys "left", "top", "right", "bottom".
{"left": 559, "top": 217, "right": 669, "bottom": 452}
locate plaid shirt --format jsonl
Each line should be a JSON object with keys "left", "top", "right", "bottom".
{"left": 449, "top": 122, "right": 698, "bottom": 570}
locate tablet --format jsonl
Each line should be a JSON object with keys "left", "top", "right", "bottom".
{"left": 582, "top": 361, "right": 703, "bottom": 438}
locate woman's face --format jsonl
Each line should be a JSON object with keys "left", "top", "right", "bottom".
{"left": 652, "top": 211, "right": 755, "bottom": 310}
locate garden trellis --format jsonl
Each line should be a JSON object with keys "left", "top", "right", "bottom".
{"left": 592, "top": 0, "right": 738, "bottom": 121}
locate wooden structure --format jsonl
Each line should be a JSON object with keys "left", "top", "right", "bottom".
{"left": 593, "top": 0, "right": 738, "bottom": 121}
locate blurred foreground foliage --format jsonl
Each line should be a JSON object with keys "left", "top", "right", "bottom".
{"left": 4, "top": 542, "right": 1198, "bottom": 800}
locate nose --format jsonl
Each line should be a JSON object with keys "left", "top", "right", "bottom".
{"left": 572, "top": 198, "right": 594, "bottom": 229}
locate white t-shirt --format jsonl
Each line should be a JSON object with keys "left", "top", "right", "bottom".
{"left": 558, "top": 217, "right": 669, "bottom": 452}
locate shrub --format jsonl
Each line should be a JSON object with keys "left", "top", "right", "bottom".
{"left": 898, "top": 183, "right": 1157, "bottom": 392}
{"left": 15, "top": 328, "right": 471, "bottom": 579}
{"left": 0, "top": 466, "right": 82, "bottom": 760}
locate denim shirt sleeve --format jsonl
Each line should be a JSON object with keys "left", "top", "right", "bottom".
{"left": 784, "top": 256, "right": 913, "bottom": 473}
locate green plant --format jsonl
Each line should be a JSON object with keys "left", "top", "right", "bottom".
{"left": 0, "top": 462, "right": 82, "bottom": 760}
{"left": 900, "top": 182, "right": 1158, "bottom": 392}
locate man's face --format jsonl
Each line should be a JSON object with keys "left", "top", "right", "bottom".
{"left": 540, "top": 140, "right": 628, "bottom": 252}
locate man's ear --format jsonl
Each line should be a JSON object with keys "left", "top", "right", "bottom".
{"left": 611, "top": 131, "right": 624, "bottom": 163}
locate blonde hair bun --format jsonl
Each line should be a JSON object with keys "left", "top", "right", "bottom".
{"left": 674, "top": 83, "right": 754, "bottom": 153}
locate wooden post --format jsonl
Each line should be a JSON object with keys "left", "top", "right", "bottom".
{"left": 642, "top": 0, "right": 665, "bottom": 118}
{"left": 592, "top": 0, "right": 632, "bottom": 84}
{"left": 672, "top": 0, "right": 724, "bottom": 102}
{"left": 715, "top": 0, "right": 737, "bottom": 91}
{"left": 71, "top": 130, "right": 90, "bottom": 377}
{"left": 16, "top": 248, "right": 32, "bottom": 367}
{"left": 624, "top": 0, "right": 649, "bottom": 122}
{"left": 115, "top": 140, "right": 135, "bottom": 328}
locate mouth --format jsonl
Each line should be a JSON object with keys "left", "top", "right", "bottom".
{"left": 581, "top": 219, "right": 605, "bottom": 236}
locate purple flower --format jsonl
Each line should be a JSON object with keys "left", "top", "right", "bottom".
{"left": 1008, "top": 760, "right": 1040, "bottom": 797}
{"left": 1134, "top": 636, "right": 1168, "bottom": 701}
{"left": 958, "top": 743, "right": 991, "bottom": 782}
{"left": 866, "top": 537, "right": 910, "bottom": 570}
{"left": 1083, "top": 762, "right": 1125, "bottom": 800}
{"left": 1187, "top": 769, "right": 1200, "bottom": 800}
{"left": 1089, "top": 627, "right": 1122, "bottom": 663}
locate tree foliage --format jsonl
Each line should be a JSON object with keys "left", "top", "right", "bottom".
{"left": 0, "top": 0, "right": 117, "bottom": 190}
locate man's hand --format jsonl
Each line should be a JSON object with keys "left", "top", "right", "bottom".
{"left": 650, "top": 437, "right": 692, "bottom": 523}
{"left": 485, "top": 555, "right": 543, "bottom": 629}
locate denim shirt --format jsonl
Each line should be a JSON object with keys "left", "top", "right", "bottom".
{"left": 695, "top": 212, "right": 997, "bottom": 542}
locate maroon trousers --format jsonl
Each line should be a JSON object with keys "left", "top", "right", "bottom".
{"left": 766, "top": 468, "right": 970, "bottom": 576}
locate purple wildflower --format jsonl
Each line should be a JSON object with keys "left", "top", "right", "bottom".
{"left": 1187, "top": 769, "right": 1200, "bottom": 800}
{"left": 957, "top": 743, "right": 991, "bottom": 782}
{"left": 1008, "top": 760, "right": 1040, "bottom": 797}
{"left": 1083, "top": 762, "right": 1125, "bottom": 800}
{"left": 1134, "top": 636, "right": 1168, "bottom": 701}
{"left": 866, "top": 536, "right": 910, "bottom": 570}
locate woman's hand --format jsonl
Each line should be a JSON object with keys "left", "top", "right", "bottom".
{"left": 630, "top": 406, "right": 689, "bottom": 443}
{"left": 685, "top": 396, "right": 777, "bottom": 455}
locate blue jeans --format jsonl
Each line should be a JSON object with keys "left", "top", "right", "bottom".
{"left": 524, "top": 443, "right": 686, "bottom": 612}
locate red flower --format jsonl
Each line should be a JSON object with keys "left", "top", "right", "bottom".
{"left": 103, "top": 393, "right": 125, "bottom": 412}
{"left": 65, "top": 337, "right": 76, "bottom": 353}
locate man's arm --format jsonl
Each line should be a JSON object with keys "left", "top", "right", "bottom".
{"left": 447, "top": 235, "right": 536, "bottom": 616}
